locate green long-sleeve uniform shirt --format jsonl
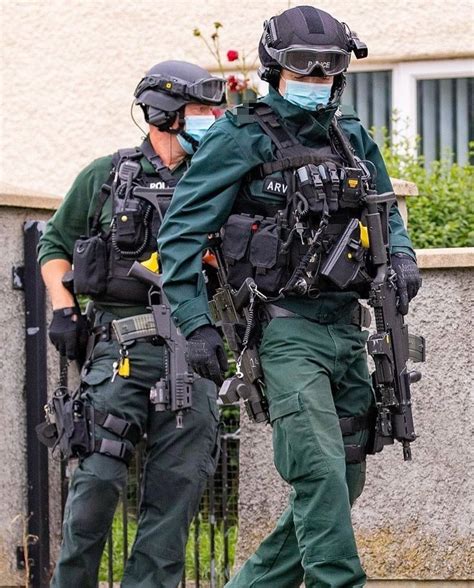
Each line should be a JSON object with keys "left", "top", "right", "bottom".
{"left": 38, "top": 149, "right": 187, "bottom": 315}
{"left": 158, "top": 88, "right": 415, "bottom": 337}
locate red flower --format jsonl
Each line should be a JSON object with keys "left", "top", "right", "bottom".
{"left": 227, "top": 50, "right": 239, "bottom": 62}
{"left": 227, "top": 74, "right": 239, "bottom": 92}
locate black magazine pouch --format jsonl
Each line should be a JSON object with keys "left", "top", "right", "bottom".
{"left": 222, "top": 214, "right": 256, "bottom": 289}
{"left": 249, "top": 219, "right": 288, "bottom": 295}
{"left": 73, "top": 235, "right": 108, "bottom": 296}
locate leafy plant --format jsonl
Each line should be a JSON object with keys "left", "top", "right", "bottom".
{"left": 193, "top": 22, "right": 259, "bottom": 100}
{"left": 377, "top": 124, "right": 474, "bottom": 249}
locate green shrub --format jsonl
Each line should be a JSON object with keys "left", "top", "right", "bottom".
{"left": 378, "top": 128, "right": 474, "bottom": 249}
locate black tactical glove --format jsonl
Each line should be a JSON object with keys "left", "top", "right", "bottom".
{"left": 391, "top": 253, "right": 422, "bottom": 315}
{"left": 49, "top": 307, "right": 88, "bottom": 360}
{"left": 186, "top": 325, "right": 228, "bottom": 386}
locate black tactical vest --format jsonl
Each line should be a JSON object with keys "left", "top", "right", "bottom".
{"left": 73, "top": 139, "right": 177, "bottom": 304}
{"left": 221, "top": 103, "right": 376, "bottom": 298}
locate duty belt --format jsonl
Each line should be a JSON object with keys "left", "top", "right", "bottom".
{"left": 264, "top": 302, "right": 371, "bottom": 329}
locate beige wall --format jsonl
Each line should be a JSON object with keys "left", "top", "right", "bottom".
{"left": 1, "top": 0, "right": 473, "bottom": 196}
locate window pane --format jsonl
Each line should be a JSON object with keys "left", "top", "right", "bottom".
{"left": 342, "top": 70, "right": 392, "bottom": 145}
{"left": 417, "top": 77, "right": 473, "bottom": 165}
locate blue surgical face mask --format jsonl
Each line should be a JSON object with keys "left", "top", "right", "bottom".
{"left": 177, "top": 115, "right": 215, "bottom": 154}
{"left": 283, "top": 80, "right": 332, "bottom": 111}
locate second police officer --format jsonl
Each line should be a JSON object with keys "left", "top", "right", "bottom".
{"left": 38, "top": 61, "right": 225, "bottom": 587}
{"left": 158, "top": 6, "right": 421, "bottom": 588}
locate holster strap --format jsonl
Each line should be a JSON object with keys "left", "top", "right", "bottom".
{"left": 94, "top": 409, "right": 141, "bottom": 446}
{"left": 339, "top": 413, "right": 371, "bottom": 436}
{"left": 91, "top": 322, "right": 114, "bottom": 342}
{"left": 344, "top": 444, "right": 366, "bottom": 464}
{"left": 350, "top": 303, "right": 372, "bottom": 329}
{"left": 94, "top": 438, "right": 133, "bottom": 465}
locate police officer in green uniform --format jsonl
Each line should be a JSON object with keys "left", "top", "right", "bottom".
{"left": 38, "top": 60, "right": 226, "bottom": 588}
{"left": 158, "top": 7, "right": 422, "bottom": 588}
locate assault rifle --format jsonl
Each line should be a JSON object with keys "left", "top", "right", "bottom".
{"left": 365, "top": 192, "right": 426, "bottom": 461}
{"left": 207, "top": 234, "right": 269, "bottom": 423}
{"left": 128, "top": 261, "right": 193, "bottom": 428}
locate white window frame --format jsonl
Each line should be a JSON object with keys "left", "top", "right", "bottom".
{"left": 349, "top": 58, "right": 474, "bottom": 141}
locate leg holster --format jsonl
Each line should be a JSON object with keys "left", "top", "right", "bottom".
{"left": 339, "top": 412, "right": 372, "bottom": 464}
{"left": 36, "top": 387, "right": 140, "bottom": 465}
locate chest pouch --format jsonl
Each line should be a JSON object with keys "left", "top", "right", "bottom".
{"left": 295, "top": 161, "right": 341, "bottom": 215}
{"left": 339, "top": 167, "right": 364, "bottom": 208}
{"left": 319, "top": 162, "right": 340, "bottom": 213}
{"left": 73, "top": 234, "right": 108, "bottom": 296}
{"left": 112, "top": 198, "right": 152, "bottom": 255}
{"left": 222, "top": 213, "right": 289, "bottom": 295}
{"left": 295, "top": 164, "right": 327, "bottom": 214}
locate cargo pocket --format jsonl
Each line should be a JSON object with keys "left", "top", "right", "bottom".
{"left": 270, "top": 393, "right": 329, "bottom": 483}
{"left": 222, "top": 214, "right": 255, "bottom": 289}
{"left": 81, "top": 361, "right": 114, "bottom": 413}
{"left": 249, "top": 220, "right": 288, "bottom": 295}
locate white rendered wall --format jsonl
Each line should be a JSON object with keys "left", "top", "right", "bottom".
{"left": 2, "top": 0, "right": 473, "bottom": 196}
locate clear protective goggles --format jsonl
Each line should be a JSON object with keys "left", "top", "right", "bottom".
{"left": 135, "top": 74, "right": 226, "bottom": 105}
{"left": 266, "top": 44, "right": 351, "bottom": 76}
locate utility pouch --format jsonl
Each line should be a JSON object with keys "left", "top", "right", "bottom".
{"left": 222, "top": 214, "right": 257, "bottom": 289}
{"left": 222, "top": 214, "right": 289, "bottom": 295}
{"left": 113, "top": 200, "right": 149, "bottom": 251}
{"left": 249, "top": 219, "right": 288, "bottom": 294}
{"left": 296, "top": 164, "right": 326, "bottom": 213}
{"left": 339, "top": 167, "right": 363, "bottom": 208}
{"left": 73, "top": 234, "right": 108, "bottom": 296}
{"left": 320, "top": 218, "right": 365, "bottom": 289}
{"left": 324, "top": 162, "right": 340, "bottom": 212}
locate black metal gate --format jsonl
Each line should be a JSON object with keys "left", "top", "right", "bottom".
{"left": 18, "top": 221, "right": 240, "bottom": 588}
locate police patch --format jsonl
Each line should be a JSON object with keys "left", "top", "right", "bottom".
{"left": 147, "top": 181, "right": 166, "bottom": 189}
{"left": 262, "top": 177, "right": 288, "bottom": 195}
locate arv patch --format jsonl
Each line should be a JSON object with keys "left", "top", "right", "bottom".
{"left": 263, "top": 177, "right": 288, "bottom": 195}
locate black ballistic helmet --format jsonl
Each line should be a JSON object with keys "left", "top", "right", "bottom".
{"left": 134, "top": 60, "right": 226, "bottom": 130}
{"left": 259, "top": 5, "right": 368, "bottom": 102}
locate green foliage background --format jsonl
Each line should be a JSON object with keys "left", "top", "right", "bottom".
{"left": 378, "top": 128, "right": 474, "bottom": 249}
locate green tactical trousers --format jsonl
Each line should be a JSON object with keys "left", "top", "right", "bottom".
{"left": 227, "top": 315, "right": 372, "bottom": 588}
{"left": 52, "top": 311, "right": 219, "bottom": 588}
